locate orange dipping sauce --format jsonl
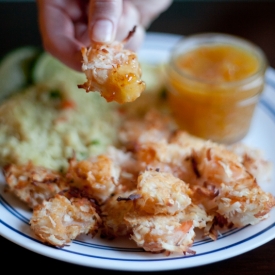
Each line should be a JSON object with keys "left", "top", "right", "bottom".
{"left": 166, "top": 33, "right": 267, "bottom": 144}
{"left": 176, "top": 45, "right": 259, "bottom": 82}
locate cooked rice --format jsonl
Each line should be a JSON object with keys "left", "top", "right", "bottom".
{"left": 0, "top": 79, "right": 121, "bottom": 171}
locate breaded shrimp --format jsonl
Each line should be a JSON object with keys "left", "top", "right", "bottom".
{"left": 136, "top": 139, "right": 198, "bottom": 183}
{"left": 118, "top": 109, "right": 176, "bottom": 151}
{"left": 216, "top": 177, "right": 275, "bottom": 227}
{"left": 124, "top": 212, "right": 196, "bottom": 255}
{"left": 100, "top": 191, "right": 136, "bottom": 239}
{"left": 227, "top": 142, "right": 272, "bottom": 183}
{"left": 66, "top": 154, "right": 120, "bottom": 205}
{"left": 181, "top": 203, "right": 214, "bottom": 232}
{"left": 106, "top": 146, "right": 139, "bottom": 192}
{"left": 30, "top": 191, "right": 101, "bottom": 247}
{"left": 169, "top": 130, "right": 206, "bottom": 149}
{"left": 194, "top": 143, "right": 249, "bottom": 186}
{"left": 192, "top": 142, "right": 275, "bottom": 227}
{"left": 101, "top": 186, "right": 212, "bottom": 254}
{"left": 133, "top": 128, "right": 275, "bottom": 229}
{"left": 79, "top": 26, "right": 145, "bottom": 104}
{"left": 132, "top": 130, "right": 207, "bottom": 183}
{"left": 3, "top": 162, "right": 68, "bottom": 209}
{"left": 4, "top": 105, "right": 275, "bottom": 255}
{"left": 133, "top": 169, "right": 191, "bottom": 215}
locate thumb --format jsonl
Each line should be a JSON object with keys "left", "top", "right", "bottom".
{"left": 88, "top": 0, "right": 123, "bottom": 43}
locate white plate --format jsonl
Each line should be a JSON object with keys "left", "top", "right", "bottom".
{"left": 1, "top": 32, "right": 275, "bottom": 272}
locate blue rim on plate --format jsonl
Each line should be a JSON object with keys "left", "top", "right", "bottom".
{"left": 1, "top": 32, "right": 275, "bottom": 272}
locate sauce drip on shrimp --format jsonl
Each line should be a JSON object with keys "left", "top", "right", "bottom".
{"left": 78, "top": 26, "right": 146, "bottom": 104}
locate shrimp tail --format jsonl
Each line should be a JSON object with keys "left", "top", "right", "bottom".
{"left": 123, "top": 26, "right": 137, "bottom": 44}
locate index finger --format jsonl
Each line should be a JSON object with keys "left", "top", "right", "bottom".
{"left": 36, "top": 0, "right": 84, "bottom": 71}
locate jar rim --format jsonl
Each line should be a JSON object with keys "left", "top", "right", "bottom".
{"left": 168, "top": 32, "right": 268, "bottom": 86}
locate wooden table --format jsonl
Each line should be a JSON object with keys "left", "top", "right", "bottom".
{"left": 1, "top": 235, "right": 275, "bottom": 274}
{"left": 1, "top": 1, "right": 275, "bottom": 274}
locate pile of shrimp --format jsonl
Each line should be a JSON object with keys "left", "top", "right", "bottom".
{"left": 78, "top": 26, "right": 146, "bottom": 104}
{"left": 3, "top": 109, "right": 275, "bottom": 255}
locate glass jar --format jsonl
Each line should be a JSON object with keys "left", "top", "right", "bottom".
{"left": 165, "top": 33, "right": 268, "bottom": 144}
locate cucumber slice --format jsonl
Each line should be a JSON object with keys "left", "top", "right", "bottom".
{"left": 140, "top": 62, "right": 165, "bottom": 93}
{"left": 32, "top": 52, "right": 85, "bottom": 84}
{"left": 0, "top": 46, "right": 41, "bottom": 101}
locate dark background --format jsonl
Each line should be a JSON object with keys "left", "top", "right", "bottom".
{"left": 149, "top": 0, "right": 275, "bottom": 68}
{"left": 1, "top": 1, "right": 275, "bottom": 274}
{"left": 0, "top": 1, "right": 275, "bottom": 68}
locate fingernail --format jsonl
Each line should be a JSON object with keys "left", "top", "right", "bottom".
{"left": 92, "top": 20, "right": 114, "bottom": 43}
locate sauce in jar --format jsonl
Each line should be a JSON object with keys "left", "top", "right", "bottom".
{"left": 166, "top": 33, "right": 267, "bottom": 144}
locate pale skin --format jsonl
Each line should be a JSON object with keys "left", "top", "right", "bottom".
{"left": 36, "top": 0, "right": 172, "bottom": 71}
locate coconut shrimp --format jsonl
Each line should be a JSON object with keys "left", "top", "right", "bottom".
{"left": 66, "top": 154, "right": 120, "bottom": 205}
{"left": 132, "top": 127, "right": 275, "bottom": 229}
{"left": 132, "top": 129, "right": 208, "bottom": 183}
{"left": 105, "top": 146, "right": 140, "bottom": 193}
{"left": 101, "top": 190, "right": 202, "bottom": 255}
{"left": 215, "top": 177, "right": 275, "bottom": 227}
{"left": 227, "top": 142, "right": 273, "bottom": 183}
{"left": 124, "top": 202, "right": 213, "bottom": 255}
{"left": 3, "top": 162, "right": 68, "bottom": 209}
{"left": 136, "top": 139, "right": 199, "bottom": 183}
{"left": 191, "top": 142, "right": 275, "bottom": 227}
{"left": 30, "top": 190, "right": 101, "bottom": 247}
{"left": 124, "top": 212, "right": 196, "bottom": 255}
{"left": 78, "top": 26, "right": 145, "bottom": 104}
{"left": 133, "top": 169, "right": 191, "bottom": 215}
{"left": 118, "top": 109, "right": 176, "bottom": 151}
{"left": 100, "top": 190, "right": 136, "bottom": 239}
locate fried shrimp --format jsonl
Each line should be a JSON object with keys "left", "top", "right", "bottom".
{"left": 101, "top": 186, "right": 213, "bottom": 254}
{"left": 228, "top": 142, "right": 273, "bottom": 183}
{"left": 191, "top": 142, "right": 275, "bottom": 227}
{"left": 3, "top": 104, "right": 275, "bottom": 256}
{"left": 133, "top": 170, "right": 191, "bottom": 215}
{"left": 30, "top": 191, "right": 101, "bottom": 247}
{"left": 124, "top": 212, "right": 196, "bottom": 255}
{"left": 133, "top": 128, "right": 275, "bottom": 229}
{"left": 216, "top": 178, "right": 275, "bottom": 227}
{"left": 119, "top": 109, "right": 176, "bottom": 151}
{"left": 78, "top": 26, "right": 145, "bottom": 104}
{"left": 105, "top": 146, "right": 140, "bottom": 192}
{"left": 100, "top": 191, "right": 136, "bottom": 239}
{"left": 3, "top": 162, "right": 68, "bottom": 209}
{"left": 101, "top": 188, "right": 197, "bottom": 255}
{"left": 66, "top": 154, "right": 120, "bottom": 205}
{"left": 136, "top": 139, "right": 198, "bottom": 183}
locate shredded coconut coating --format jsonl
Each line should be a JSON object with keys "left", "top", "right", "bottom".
{"left": 100, "top": 191, "right": 135, "bottom": 239}
{"left": 30, "top": 193, "right": 101, "bottom": 247}
{"left": 3, "top": 162, "right": 68, "bottom": 209}
{"left": 216, "top": 178, "right": 275, "bottom": 227}
{"left": 105, "top": 146, "right": 140, "bottom": 193}
{"left": 228, "top": 142, "right": 273, "bottom": 183}
{"left": 118, "top": 109, "right": 176, "bottom": 150}
{"left": 79, "top": 28, "right": 145, "bottom": 104}
{"left": 121, "top": 120, "right": 275, "bottom": 229}
{"left": 100, "top": 182, "right": 213, "bottom": 254}
{"left": 66, "top": 154, "right": 120, "bottom": 205}
{"left": 125, "top": 212, "right": 196, "bottom": 254}
{"left": 134, "top": 170, "right": 191, "bottom": 215}
{"left": 3, "top": 107, "right": 275, "bottom": 255}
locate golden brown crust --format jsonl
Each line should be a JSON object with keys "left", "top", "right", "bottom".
{"left": 79, "top": 28, "right": 145, "bottom": 104}
{"left": 30, "top": 193, "right": 102, "bottom": 247}
{"left": 3, "top": 162, "right": 68, "bottom": 209}
{"left": 3, "top": 109, "right": 275, "bottom": 255}
{"left": 66, "top": 154, "right": 120, "bottom": 205}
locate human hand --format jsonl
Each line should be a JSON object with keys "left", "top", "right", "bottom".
{"left": 36, "top": 0, "right": 172, "bottom": 71}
